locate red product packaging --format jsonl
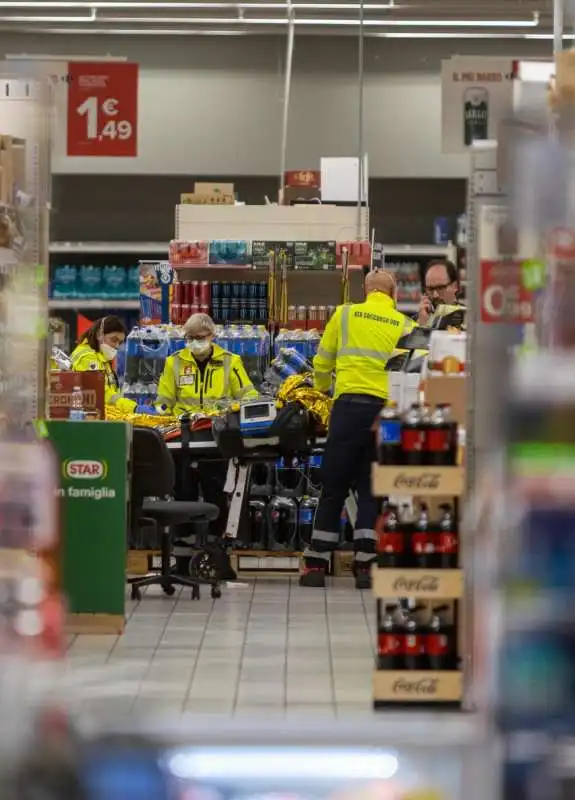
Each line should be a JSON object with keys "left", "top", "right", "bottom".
{"left": 200, "top": 280, "right": 210, "bottom": 305}
{"left": 171, "top": 303, "right": 182, "bottom": 325}
{"left": 190, "top": 303, "right": 200, "bottom": 315}
{"left": 173, "top": 281, "right": 184, "bottom": 305}
{"left": 191, "top": 280, "right": 201, "bottom": 303}
{"left": 181, "top": 303, "right": 192, "bottom": 322}
{"left": 376, "top": 507, "right": 403, "bottom": 568}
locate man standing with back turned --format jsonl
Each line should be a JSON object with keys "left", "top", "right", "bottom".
{"left": 300, "top": 270, "right": 416, "bottom": 591}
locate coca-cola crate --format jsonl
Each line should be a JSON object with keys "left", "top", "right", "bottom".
{"left": 373, "top": 670, "right": 462, "bottom": 705}
{"left": 372, "top": 466, "right": 464, "bottom": 497}
{"left": 371, "top": 567, "right": 463, "bottom": 599}
{"left": 232, "top": 549, "right": 305, "bottom": 577}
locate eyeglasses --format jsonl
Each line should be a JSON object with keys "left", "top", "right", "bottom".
{"left": 425, "top": 281, "right": 453, "bottom": 295}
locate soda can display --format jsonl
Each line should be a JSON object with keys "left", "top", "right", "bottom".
{"left": 221, "top": 282, "right": 232, "bottom": 299}
{"left": 181, "top": 303, "right": 192, "bottom": 321}
{"left": 191, "top": 281, "right": 201, "bottom": 303}
{"left": 287, "top": 305, "right": 297, "bottom": 321}
{"left": 170, "top": 303, "right": 182, "bottom": 325}
{"left": 190, "top": 302, "right": 200, "bottom": 315}
{"left": 248, "top": 282, "right": 258, "bottom": 298}
{"left": 200, "top": 303, "right": 210, "bottom": 316}
{"left": 231, "top": 282, "right": 241, "bottom": 299}
{"left": 211, "top": 281, "right": 220, "bottom": 300}
{"left": 211, "top": 300, "right": 221, "bottom": 321}
{"left": 318, "top": 305, "right": 328, "bottom": 324}
{"left": 238, "top": 281, "right": 248, "bottom": 299}
{"left": 239, "top": 300, "right": 248, "bottom": 320}
{"left": 258, "top": 281, "right": 267, "bottom": 299}
{"left": 308, "top": 305, "right": 318, "bottom": 322}
{"left": 183, "top": 280, "right": 192, "bottom": 304}
{"left": 296, "top": 305, "right": 307, "bottom": 322}
{"left": 200, "top": 280, "right": 210, "bottom": 305}
{"left": 173, "top": 281, "right": 184, "bottom": 305}
{"left": 221, "top": 300, "right": 230, "bottom": 322}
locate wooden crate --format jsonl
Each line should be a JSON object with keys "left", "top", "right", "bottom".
{"left": 372, "top": 465, "right": 465, "bottom": 497}
{"left": 231, "top": 550, "right": 304, "bottom": 578}
{"left": 126, "top": 550, "right": 178, "bottom": 575}
{"left": 67, "top": 613, "right": 125, "bottom": 635}
{"left": 372, "top": 567, "right": 463, "bottom": 599}
{"left": 333, "top": 551, "right": 354, "bottom": 577}
{"left": 373, "top": 670, "right": 462, "bottom": 705}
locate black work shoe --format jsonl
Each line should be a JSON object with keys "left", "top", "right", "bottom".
{"left": 299, "top": 568, "right": 326, "bottom": 588}
{"left": 354, "top": 567, "right": 372, "bottom": 591}
{"left": 216, "top": 553, "right": 237, "bottom": 582}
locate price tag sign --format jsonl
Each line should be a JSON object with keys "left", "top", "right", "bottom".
{"left": 480, "top": 260, "right": 535, "bottom": 324}
{"left": 67, "top": 62, "right": 138, "bottom": 157}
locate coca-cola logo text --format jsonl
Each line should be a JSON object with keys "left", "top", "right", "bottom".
{"left": 393, "top": 473, "right": 440, "bottom": 490}
{"left": 392, "top": 575, "right": 440, "bottom": 593}
{"left": 393, "top": 678, "right": 439, "bottom": 696}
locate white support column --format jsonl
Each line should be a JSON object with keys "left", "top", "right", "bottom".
{"left": 554, "top": 0, "right": 564, "bottom": 54}
{"left": 279, "top": 4, "right": 295, "bottom": 198}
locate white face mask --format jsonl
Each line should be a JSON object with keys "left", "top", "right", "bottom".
{"left": 100, "top": 342, "right": 118, "bottom": 362}
{"left": 187, "top": 339, "right": 211, "bottom": 357}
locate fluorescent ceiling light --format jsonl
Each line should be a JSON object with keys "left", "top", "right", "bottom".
{"left": 0, "top": 0, "right": 394, "bottom": 6}
{"left": 380, "top": 31, "right": 530, "bottom": 38}
{"left": 166, "top": 748, "right": 399, "bottom": 782}
{"left": 73, "top": 13, "right": 540, "bottom": 27}
{"left": 0, "top": 6, "right": 95, "bottom": 19}
{"left": 525, "top": 33, "right": 575, "bottom": 39}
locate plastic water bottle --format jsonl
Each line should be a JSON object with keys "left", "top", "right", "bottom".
{"left": 69, "top": 385, "right": 86, "bottom": 421}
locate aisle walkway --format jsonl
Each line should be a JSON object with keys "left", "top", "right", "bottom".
{"left": 65, "top": 579, "right": 376, "bottom": 724}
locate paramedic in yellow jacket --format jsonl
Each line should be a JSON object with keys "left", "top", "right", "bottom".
{"left": 70, "top": 316, "right": 143, "bottom": 414}
{"left": 300, "top": 270, "right": 416, "bottom": 592}
{"left": 156, "top": 313, "right": 257, "bottom": 580}
{"left": 155, "top": 312, "right": 257, "bottom": 415}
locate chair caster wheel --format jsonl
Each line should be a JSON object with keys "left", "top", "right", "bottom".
{"left": 211, "top": 587, "right": 222, "bottom": 599}
{"left": 191, "top": 584, "right": 201, "bottom": 600}
{"left": 130, "top": 585, "right": 141, "bottom": 602}
{"left": 162, "top": 584, "right": 176, "bottom": 597}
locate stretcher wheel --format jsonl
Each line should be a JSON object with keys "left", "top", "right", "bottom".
{"left": 211, "top": 587, "right": 222, "bottom": 600}
{"left": 130, "top": 585, "right": 141, "bottom": 602}
{"left": 191, "top": 584, "right": 201, "bottom": 600}
{"left": 162, "top": 584, "right": 176, "bottom": 597}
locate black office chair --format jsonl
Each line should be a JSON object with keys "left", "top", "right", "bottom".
{"left": 127, "top": 426, "right": 222, "bottom": 601}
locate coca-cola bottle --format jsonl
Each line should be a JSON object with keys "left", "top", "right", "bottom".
{"left": 377, "top": 402, "right": 402, "bottom": 465}
{"left": 400, "top": 403, "right": 426, "bottom": 466}
{"left": 424, "top": 403, "right": 452, "bottom": 466}
{"left": 399, "top": 503, "right": 414, "bottom": 567}
{"left": 411, "top": 503, "right": 435, "bottom": 568}
{"left": 438, "top": 503, "right": 459, "bottom": 568}
{"left": 377, "top": 602, "right": 403, "bottom": 669}
{"left": 425, "top": 604, "right": 456, "bottom": 670}
{"left": 442, "top": 403, "right": 459, "bottom": 465}
{"left": 376, "top": 504, "right": 403, "bottom": 567}
{"left": 402, "top": 605, "right": 426, "bottom": 670}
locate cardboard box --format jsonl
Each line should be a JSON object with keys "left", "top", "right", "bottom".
{"left": 424, "top": 375, "right": 467, "bottom": 426}
{"left": 373, "top": 670, "right": 462, "bottom": 703}
{"left": 180, "top": 193, "right": 235, "bottom": 205}
{"left": 333, "top": 550, "right": 354, "bottom": 577}
{"left": 252, "top": 241, "right": 294, "bottom": 269}
{"left": 195, "top": 182, "right": 235, "bottom": 195}
{"left": 293, "top": 241, "right": 337, "bottom": 270}
{"left": 0, "top": 135, "right": 26, "bottom": 205}
{"left": 284, "top": 170, "right": 321, "bottom": 188}
{"left": 372, "top": 567, "right": 463, "bottom": 599}
{"left": 372, "top": 465, "right": 465, "bottom": 497}
{"left": 49, "top": 370, "right": 105, "bottom": 420}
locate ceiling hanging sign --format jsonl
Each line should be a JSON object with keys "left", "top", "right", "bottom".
{"left": 67, "top": 62, "right": 138, "bottom": 157}
{"left": 441, "top": 56, "right": 514, "bottom": 154}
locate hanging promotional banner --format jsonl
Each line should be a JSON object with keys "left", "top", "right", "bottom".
{"left": 441, "top": 57, "right": 514, "bottom": 154}
{"left": 480, "top": 260, "right": 536, "bottom": 324}
{"left": 67, "top": 62, "right": 138, "bottom": 157}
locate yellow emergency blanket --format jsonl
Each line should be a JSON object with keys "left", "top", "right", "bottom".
{"left": 277, "top": 373, "right": 332, "bottom": 428}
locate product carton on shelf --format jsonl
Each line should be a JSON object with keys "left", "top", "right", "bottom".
{"left": 373, "top": 670, "right": 462, "bottom": 704}
{"left": 372, "top": 567, "right": 464, "bottom": 599}
{"left": 372, "top": 465, "right": 465, "bottom": 497}
{"left": 425, "top": 375, "right": 467, "bottom": 426}
{"left": 0, "top": 134, "right": 25, "bottom": 205}
{"left": 48, "top": 371, "right": 105, "bottom": 420}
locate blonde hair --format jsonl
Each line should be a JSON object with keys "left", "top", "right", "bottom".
{"left": 183, "top": 312, "right": 216, "bottom": 338}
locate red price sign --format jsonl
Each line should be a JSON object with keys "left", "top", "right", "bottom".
{"left": 480, "top": 260, "right": 535, "bottom": 324}
{"left": 67, "top": 62, "right": 138, "bottom": 157}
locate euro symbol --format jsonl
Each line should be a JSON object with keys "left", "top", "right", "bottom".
{"left": 102, "top": 98, "right": 118, "bottom": 116}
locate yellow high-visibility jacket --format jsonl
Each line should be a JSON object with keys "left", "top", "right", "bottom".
{"left": 156, "top": 343, "right": 257, "bottom": 415}
{"left": 313, "top": 292, "right": 416, "bottom": 401}
{"left": 70, "top": 342, "right": 137, "bottom": 414}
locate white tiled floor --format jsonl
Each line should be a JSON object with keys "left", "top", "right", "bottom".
{"left": 65, "top": 578, "right": 377, "bottom": 724}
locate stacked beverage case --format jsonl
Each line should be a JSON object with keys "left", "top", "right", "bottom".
{"left": 377, "top": 402, "right": 459, "bottom": 467}
{"left": 171, "top": 279, "right": 268, "bottom": 325}
{"left": 377, "top": 601, "right": 457, "bottom": 672}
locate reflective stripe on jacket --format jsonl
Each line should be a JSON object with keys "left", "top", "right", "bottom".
{"left": 312, "top": 293, "right": 416, "bottom": 401}
{"left": 70, "top": 342, "right": 137, "bottom": 414}
{"left": 155, "top": 343, "right": 257, "bottom": 415}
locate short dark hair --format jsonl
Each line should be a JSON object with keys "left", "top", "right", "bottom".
{"left": 425, "top": 259, "right": 459, "bottom": 285}
{"left": 79, "top": 315, "right": 127, "bottom": 351}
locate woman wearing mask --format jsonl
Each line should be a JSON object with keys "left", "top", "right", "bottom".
{"left": 71, "top": 316, "right": 154, "bottom": 415}
{"left": 156, "top": 313, "right": 257, "bottom": 579}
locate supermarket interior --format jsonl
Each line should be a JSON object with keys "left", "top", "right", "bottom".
{"left": 0, "top": 3, "right": 573, "bottom": 799}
